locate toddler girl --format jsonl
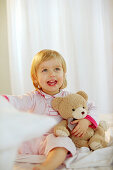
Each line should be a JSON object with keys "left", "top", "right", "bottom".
{"left": 2, "top": 49, "right": 97, "bottom": 170}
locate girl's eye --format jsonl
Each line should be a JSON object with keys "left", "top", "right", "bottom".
{"left": 42, "top": 69, "right": 48, "bottom": 72}
{"left": 55, "top": 68, "right": 60, "bottom": 71}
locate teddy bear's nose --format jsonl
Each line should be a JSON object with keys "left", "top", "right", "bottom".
{"left": 81, "top": 111, "right": 85, "bottom": 115}
{"left": 73, "top": 118, "right": 77, "bottom": 121}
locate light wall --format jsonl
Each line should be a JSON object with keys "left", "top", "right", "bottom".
{"left": 0, "top": 0, "right": 11, "bottom": 94}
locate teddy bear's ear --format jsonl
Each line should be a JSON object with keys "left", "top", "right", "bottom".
{"left": 51, "top": 97, "right": 63, "bottom": 111}
{"left": 76, "top": 91, "right": 88, "bottom": 101}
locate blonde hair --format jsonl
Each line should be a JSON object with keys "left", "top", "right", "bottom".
{"left": 31, "top": 49, "right": 67, "bottom": 90}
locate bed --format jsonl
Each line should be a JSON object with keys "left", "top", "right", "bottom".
{"left": 14, "top": 114, "right": 113, "bottom": 170}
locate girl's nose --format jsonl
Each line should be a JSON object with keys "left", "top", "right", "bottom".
{"left": 49, "top": 70, "right": 55, "bottom": 77}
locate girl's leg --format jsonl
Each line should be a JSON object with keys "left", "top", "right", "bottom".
{"left": 33, "top": 147, "right": 68, "bottom": 170}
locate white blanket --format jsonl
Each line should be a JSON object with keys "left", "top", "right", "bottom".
{"left": 65, "top": 142, "right": 113, "bottom": 168}
{"left": 0, "top": 96, "right": 57, "bottom": 170}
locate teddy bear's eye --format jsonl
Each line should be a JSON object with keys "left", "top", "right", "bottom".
{"left": 72, "top": 108, "right": 75, "bottom": 111}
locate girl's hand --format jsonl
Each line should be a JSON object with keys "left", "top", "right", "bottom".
{"left": 71, "top": 119, "right": 91, "bottom": 137}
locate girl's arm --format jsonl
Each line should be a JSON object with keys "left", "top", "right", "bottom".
{"left": 1, "top": 92, "right": 36, "bottom": 112}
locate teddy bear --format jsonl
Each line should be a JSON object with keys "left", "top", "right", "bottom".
{"left": 51, "top": 91, "right": 108, "bottom": 151}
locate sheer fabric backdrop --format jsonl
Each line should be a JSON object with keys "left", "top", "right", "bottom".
{"left": 6, "top": 0, "right": 113, "bottom": 114}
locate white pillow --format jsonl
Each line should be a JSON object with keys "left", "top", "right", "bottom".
{"left": 0, "top": 96, "right": 57, "bottom": 170}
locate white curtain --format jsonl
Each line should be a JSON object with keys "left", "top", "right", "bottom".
{"left": 6, "top": 0, "right": 113, "bottom": 114}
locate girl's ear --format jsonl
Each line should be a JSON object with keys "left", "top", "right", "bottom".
{"left": 32, "top": 76, "right": 41, "bottom": 90}
{"left": 51, "top": 97, "right": 63, "bottom": 111}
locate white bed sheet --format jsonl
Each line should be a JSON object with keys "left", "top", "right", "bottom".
{"left": 13, "top": 114, "right": 113, "bottom": 170}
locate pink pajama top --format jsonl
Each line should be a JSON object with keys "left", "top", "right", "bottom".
{"left": 2, "top": 89, "right": 97, "bottom": 156}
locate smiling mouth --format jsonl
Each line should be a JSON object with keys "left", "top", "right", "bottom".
{"left": 47, "top": 80, "right": 57, "bottom": 86}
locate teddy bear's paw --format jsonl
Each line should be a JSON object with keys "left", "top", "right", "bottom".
{"left": 89, "top": 141, "right": 103, "bottom": 151}
{"left": 55, "top": 127, "right": 70, "bottom": 137}
{"left": 56, "top": 129, "right": 69, "bottom": 137}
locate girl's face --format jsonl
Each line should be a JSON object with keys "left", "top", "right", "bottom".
{"left": 37, "top": 58, "right": 64, "bottom": 95}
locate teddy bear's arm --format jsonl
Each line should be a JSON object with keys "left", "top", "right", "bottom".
{"left": 54, "top": 120, "right": 70, "bottom": 137}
